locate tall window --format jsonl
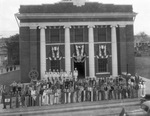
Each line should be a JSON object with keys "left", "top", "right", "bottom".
{"left": 98, "top": 59, "right": 108, "bottom": 72}
{"left": 75, "top": 28, "right": 83, "bottom": 42}
{"left": 98, "top": 28, "right": 107, "bottom": 42}
{"left": 51, "top": 60, "right": 60, "bottom": 71}
{"left": 51, "top": 29, "right": 59, "bottom": 43}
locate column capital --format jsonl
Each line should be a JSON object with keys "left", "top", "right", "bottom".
{"left": 29, "top": 26, "right": 37, "bottom": 29}
{"left": 64, "top": 25, "right": 71, "bottom": 29}
{"left": 88, "top": 25, "right": 95, "bottom": 28}
{"left": 38, "top": 26, "right": 47, "bottom": 29}
{"left": 119, "top": 25, "right": 126, "bottom": 28}
{"left": 110, "top": 24, "right": 118, "bottom": 28}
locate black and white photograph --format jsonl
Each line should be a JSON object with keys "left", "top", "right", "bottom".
{"left": 0, "top": 0, "right": 150, "bottom": 115}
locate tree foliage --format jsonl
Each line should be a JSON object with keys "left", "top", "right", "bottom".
{"left": 5, "top": 34, "right": 19, "bottom": 65}
{"left": 137, "top": 32, "right": 148, "bottom": 39}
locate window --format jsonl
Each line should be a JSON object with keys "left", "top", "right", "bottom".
{"left": 98, "top": 28, "right": 107, "bottom": 42}
{"left": 75, "top": 28, "right": 83, "bottom": 42}
{"left": 51, "top": 29, "right": 59, "bottom": 43}
{"left": 51, "top": 60, "right": 60, "bottom": 71}
{"left": 98, "top": 58, "right": 108, "bottom": 72}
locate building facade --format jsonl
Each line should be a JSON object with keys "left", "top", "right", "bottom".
{"left": 16, "top": 1, "right": 136, "bottom": 83}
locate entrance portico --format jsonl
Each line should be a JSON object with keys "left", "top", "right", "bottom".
{"left": 36, "top": 23, "right": 120, "bottom": 79}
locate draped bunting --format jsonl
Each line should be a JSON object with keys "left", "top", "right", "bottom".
{"left": 96, "top": 45, "right": 109, "bottom": 59}
{"left": 48, "top": 46, "right": 62, "bottom": 60}
{"left": 73, "top": 44, "right": 86, "bottom": 63}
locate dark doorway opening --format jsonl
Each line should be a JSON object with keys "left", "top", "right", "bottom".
{"left": 74, "top": 62, "right": 85, "bottom": 79}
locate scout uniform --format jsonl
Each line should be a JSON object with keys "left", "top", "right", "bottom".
{"left": 44, "top": 72, "right": 48, "bottom": 82}
{"left": 31, "top": 88, "right": 37, "bottom": 106}
{"left": 59, "top": 69, "right": 64, "bottom": 81}
{"left": 104, "top": 84, "right": 108, "bottom": 100}
{"left": 73, "top": 68, "right": 78, "bottom": 81}
{"left": 42, "top": 86, "right": 47, "bottom": 105}
{"left": 50, "top": 87, "right": 54, "bottom": 105}
{"left": 64, "top": 79, "right": 69, "bottom": 103}
{"left": 48, "top": 70, "right": 52, "bottom": 82}
{"left": 73, "top": 82, "right": 78, "bottom": 103}
{"left": 138, "top": 82, "right": 142, "bottom": 97}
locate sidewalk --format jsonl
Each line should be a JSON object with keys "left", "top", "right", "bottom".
{"left": 0, "top": 98, "right": 139, "bottom": 116}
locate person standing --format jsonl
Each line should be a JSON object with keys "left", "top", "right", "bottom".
{"left": 104, "top": 83, "right": 109, "bottom": 100}
{"left": 2, "top": 87, "right": 7, "bottom": 109}
{"left": 73, "top": 68, "right": 78, "bottom": 82}
{"left": 138, "top": 82, "right": 142, "bottom": 97}
{"left": 141, "top": 81, "right": 146, "bottom": 97}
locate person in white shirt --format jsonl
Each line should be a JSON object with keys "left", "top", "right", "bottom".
{"left": 73, "top": 68, "right": 78, "bottom": 81}
{"left": 64, "top": 71, "right": 68, "bottom": 82}
{"left": 141, "top": 81, "right": 146, "bottom": 97}
{"left": 56, "top": 69, "right": 60, "bottom": 81}
{"left": 68, "top": 71, "right": 73, "bottom": 80}
{"left": 31, "top": 87, "right": 37, "bottom": 106}
{"left": 138, "top": 82, "right": 142, "bottom": 97}
{"left": 43, "top": 71, "right": 48, "bottom": 82}
{"left": 52, "top": 69, "right": 56, "bottom": 84}
{"left": 48, "top": 69, "right": 52, "bottom": 81}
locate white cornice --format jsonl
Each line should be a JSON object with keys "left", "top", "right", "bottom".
{"left": 20, "top": 21, "right": 134, "bottom": 27}
{"left": 15, "top": 12, "right": 137, "bottom": 20}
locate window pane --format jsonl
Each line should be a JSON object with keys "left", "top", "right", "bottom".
{"left": 98, "top": 28, "right": 106, "bottom": 42}
{"left": 75, "top": 28, "right": 83, "bottom": 42}
{"left": 98, "top": 58, "right": 108, "bottom": 72}
{"left": 51, "top": 29, "right": 59, "bottom": 43}
{"left": 51, "top": 60, "right": 60, "bottom": 71}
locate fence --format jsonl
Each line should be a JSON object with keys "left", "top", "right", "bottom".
{"left": 0, "top": 65, "right": 20, "bottom": 74}
{"left": 2, "top": 88, "right": 140, "bottom": 109}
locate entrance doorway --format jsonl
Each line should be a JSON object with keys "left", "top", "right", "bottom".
{"left": 74, "top": 62, "right": 85, "bottom": 79}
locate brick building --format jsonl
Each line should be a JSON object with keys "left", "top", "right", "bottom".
{"left": 16, "top": 0, "right": 136, "bottom": 83}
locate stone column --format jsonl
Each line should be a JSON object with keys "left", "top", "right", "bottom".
{"left": 111, "top": 25, "right": 118, "bottom": 77}
{"left": 29, "top": 26, "right": 37, "bottom": 70}
{"left": 88, "top": 25, "right": 95, "bottom": 77}
{"left": 64, "top": 25, "right": 71, "bottom": 72}
{"left": 39, "top": 26, "right": 46, "bottom": 79}
{"left": 119, "top": 25, "right": 127, "bottom": 74}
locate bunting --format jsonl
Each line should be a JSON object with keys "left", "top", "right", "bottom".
{"left": 48, "top": 46, "right": 62, "bottom": 60}
{"left": 96, "top": 45, "right": 109, "bottom": 59}
{"left": 73, "top": 44, "right": 86, "bottom": 62}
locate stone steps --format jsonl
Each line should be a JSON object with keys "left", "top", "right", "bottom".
{"left": 0, "top": 98, "right": 140, "bottom": 116}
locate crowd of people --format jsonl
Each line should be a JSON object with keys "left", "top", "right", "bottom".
{"left": 0, "top": 69, "right": 146, "bottom": 109}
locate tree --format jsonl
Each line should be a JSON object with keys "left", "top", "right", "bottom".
{"left": 137, "top": 32, "right": 149, "bottom": 42}
{"left": 5, "top": 34, "right": 19, "bottom": 65}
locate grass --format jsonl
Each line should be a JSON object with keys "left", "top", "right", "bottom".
{"left": 135, "top": 57, "right": 150, "bottom": 79}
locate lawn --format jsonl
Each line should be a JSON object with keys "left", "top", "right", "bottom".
{"left": 135, "top": 57, "right": 150, "bottom": 79}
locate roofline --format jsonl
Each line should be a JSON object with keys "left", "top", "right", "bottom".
{"left": 15, "top": 12, "right": 137, "bottom": 20}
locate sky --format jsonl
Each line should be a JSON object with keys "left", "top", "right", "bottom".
{"left": 0, "top": 0, "right": 150, "bottom": 37}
